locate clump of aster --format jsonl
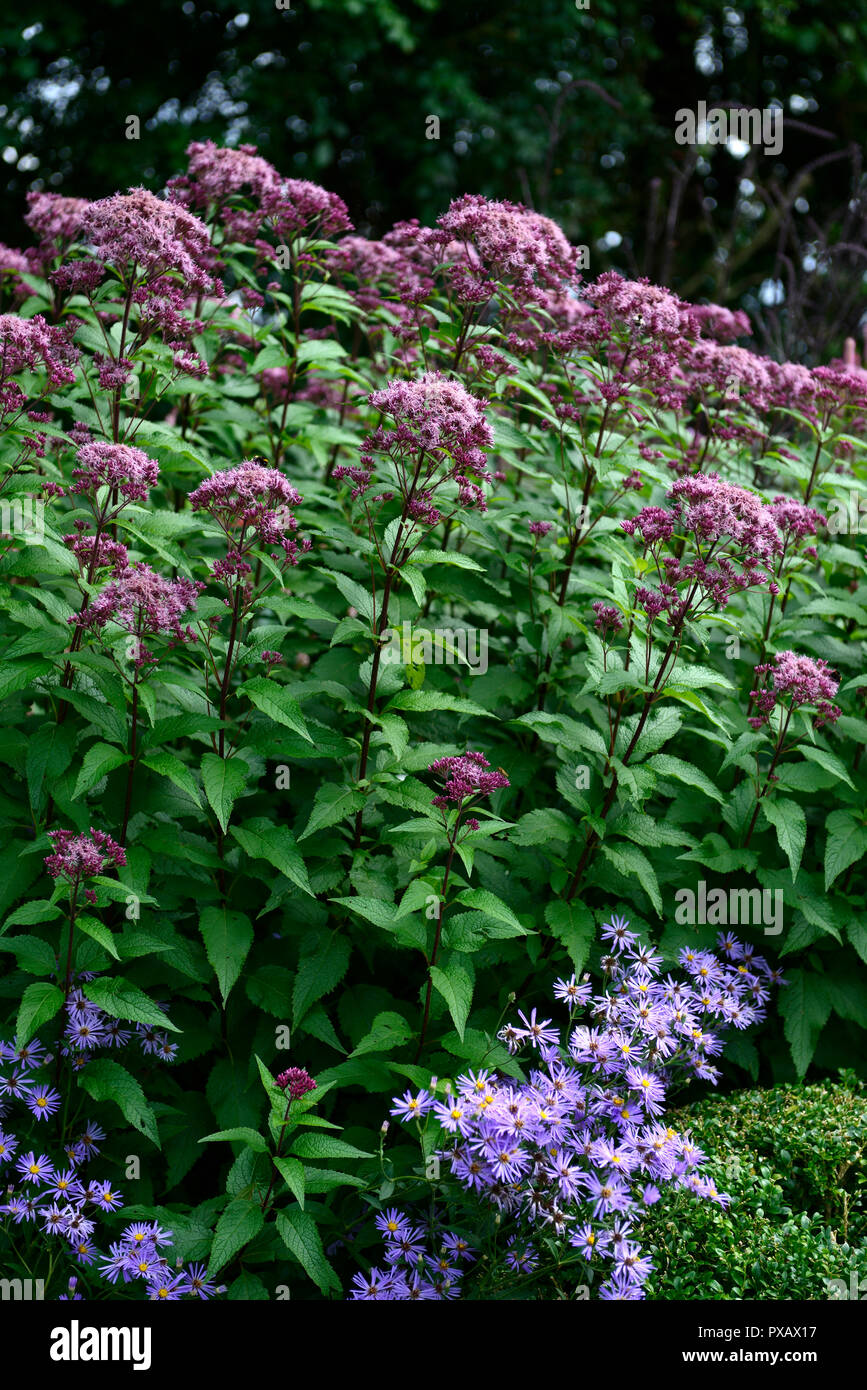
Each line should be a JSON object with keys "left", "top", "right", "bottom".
{"left": 70, "top": 441, "right": 159, "bottom": 505}
{"left": 748, "top": 651, "right": 841, "bottom": 731}
{"left": 349, "top": 1218, "right": 474, "bottom": 1300}
{"left": 276, "top": 1067, "right": 317, "bottom": 1100}
{"left": 45, "top": 828, "right": 126, "bottom": 884}
{"left": 360, "top": 920, "right": 777, "bottom": 1301}
{"left": 428, "top": 752, "right": 510, "bottom": 810}
{"left": 189, "top": 459, "right": 310, "bottom": 572}
{"left": 72, "top": 563, "right": 202, "bottom": 667}
{"left": 82, "top": 187, "right": 215, "bottom": 294}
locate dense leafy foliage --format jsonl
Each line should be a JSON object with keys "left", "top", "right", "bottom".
{"left": 0, "top": 142, "right": 865, "bottom": 1299}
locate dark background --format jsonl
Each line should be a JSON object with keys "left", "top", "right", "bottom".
{"left": 2, "top": 0, "right": 867, "bottom": 357}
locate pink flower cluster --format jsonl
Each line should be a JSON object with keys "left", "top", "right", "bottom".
{"left": 83, "top": 188, "right": 214, "bottom": 293}
{"left": 45, "top": 828, "right": 127, "bottom": 883}
{"left": 73, "top": 563, "right": 202, "bottom": 666}
{"left": 276, "top": 1067, "right": 317, "bottom": 1099}
{"left": 428, "top": 752, "right": 510, "bottom": 810}
{"left": 418, "top": 194, "right": 578, "bottom": 301}
{"left": 189, "top": 459, "right": 310, "bottom": 569}
{"left": 71, "top": 442, "right": 160, "bottom": 504}
{"left": 749, "top": 652, "right": 841, "bottom": 730}
{"left": 369, "top": 372, "right": 493, "bottom": 472}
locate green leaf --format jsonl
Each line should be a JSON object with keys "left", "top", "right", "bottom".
{"left": 0, "top": 659, "right": 51, "bottom": 702}
{"left": 241, "top": 677, "right": 312, "bottom": 742}
{"left": 644, "top": 753, "right": 723, "bottom": 803}
{"left": 274, "top": 1155, "right": 306, "bottom": 1207}
{"left": 599, "top": 842, "right": 663, "bottom": 915}
{"left": 82, "top": 978, "right": 181, "bottom": 1032}
{"left": 455, "top": 888, "right": 526, "bottom": 933}
{"left": 230, "top": 817, "right": 313, "bottom": 897}
{"left": 0, "top": 935, "right": 57, "bottom": 975}
{"left": 824, "top": 810, "right": 867, "bottom": 891}
{"left": 350, "top": 1011, "right": 413, "bottom": 1057}
{"left": 429, "top": 957, "right": 473, "bottom": 1040}
{"left": 245, "top": 965, "right": 293, "bottom": 1017}
{"left": 544, "top": 901, "right": 595, "bottom": 973}
{"left": 800, "top": 744, "right": 855, "bottom": 791}
{"left": 201, "top": 753, "right": 249, "bottom": 833}
{"left": 16, "top": 981, "right": 64, "bottom": 1047}
{"left": 289, "top": 1132, "right": 373, "bottom": 1161}
{"left": 26, "top": 722, "right": 75, "bottom": 811}
{"left": 779, "top": 969, "right": 832, "bottom": 1078}
{"left": 293, "top": 935, "right": 351, "bottom": 1026}
{"left": 141, "top": 750, "right": 203, "bottom": 807}
{"left": 200, "top": 1127, "right": 269, "bottom": 1153}
{"left": 761, "top": 798, "right": 807, "bottom": 882}
{"left": 208, "top": 1198, "right": 264, "bottom": 1278}
{"left": 72, "top": 742, "right": 129, "bottom": 799}
{"left": 76, "top": 914, "right": 120, "bottom": 960}
{"left": 77, "top": 1058, "right": 161, "bottom": 1148}
{"left": 276, "top": 1208, "right": 340, "bottom": 1294}
{"left": 386, "top": 689, "right": 494, "bottom": 719}
{"left": 199, "top": 907, "right": 254, "bottom": 1004}
{"left": 1, "top": 899, "right": 61, "bottom": 936}
{"left": 298, "top": 784, "right": 365, "bottom": 841}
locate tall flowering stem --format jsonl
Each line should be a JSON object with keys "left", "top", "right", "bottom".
{"left": 414, "top": 755, "right": 509, "bottom": 1061}
{"left": 259, "top": 1068, "right": 316, "bottom": 1215}
{"left": 743, "top": 652, "right": 841, "bottom": 847}
{"left": 339, "top": 374, "right": 493, "bottom": 847}
{"left": 566, "top": 474, "right": 782, "bottom": 899}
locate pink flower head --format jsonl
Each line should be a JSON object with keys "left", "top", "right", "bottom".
{"left": 45, "top": 827, "right": 126, "bottom": 883}
{"left": 71, "top": 442, "right": 159, "bottom": 504}
{"left": 428, "top": 751, "right": 510, "bottom": 809}
{"left": 25, "top": 192, "right": 91, "bottom": 248}
{"left": 189, "top": 459, "right": 309, "bottom": 568}
{"left": 684, "top": 302, "right": 752, "bottom": 343}
{"left": 73, "top": 563, "right": 202, "bottom": 665}
{"left": 585, "top": 272, "right": 689, "bottom": 341}
{"left": 422, "top": 194, "right": 577, "bottom": 300}
{"left": 768, "top": 495, "right": 826, "bottom": 542}
{"left": 592, "top": 601, "right": 623, "bottom": 637}
{"left": 63, "top": 524, "right": 129, "bottom": 576}
{"left": 168, "top": 140, "right": 282, "bottom": 212}
{"left": 0, "top": 314, "right": 79, "bottom": 389}
{"left": 529, "top": 520, "right": 554, "bottom": 537}
{"left": 749, "top": 651, "right": 841, "bottom": 729}
{"left": 82, "top": 188, "right": 214, "bottom": 293}
{"left": 261, "top": 179, "right": 352, "bottom": 242}
{"left": 368, "top": 372, "right": 493, "bottom": 476}
{"left": 276, "top": 1067, "right": 316, "bottom": 1100}
{"left": 667, "top": 473, "right": 782, "bottom": 563}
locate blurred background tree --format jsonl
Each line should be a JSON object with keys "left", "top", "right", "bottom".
{"left": 1, "top": 0, "right": 866, "bottom": 359}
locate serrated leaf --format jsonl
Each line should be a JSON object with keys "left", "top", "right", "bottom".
{"left": 599, "top": 841, "right": 663, "bottom": 915}
{"left": 276, "top": 1208, "right": 340, "bottom": 1294}
{"left": 544, "top": 901, "right": 595, "bottom": 973}
{"left": 761, "top": 798, "right": 807, "bottom": 882}
{"left": 78, "top": 1058, "right": 160, "bottom": 1148}
{"left": 385, "top": 689, "right": 493, "bottom": 719}
{"left": 644, "top": 753, "right": 723, "bottom": 803}
{"left": 274, "top": 1155, "right": 305, "bottom": 1207}
{"left": 201, "top": 753, "right": 249, "bottom": 833}
{"left": 429, "top": 957, "right": 473, "bottom": 1040}
{"left": 16, "top": 981, "right": 64, "bottom": 1047}
{"left": 824, "top": 810, "right": 867, "bottom": 891}
{"left": 72, "top": 742, "right": 129, "bottom": 799}
{"left": 231, "top": 817, "right": 313, "bottom": 897}
{"left": 456, "top": 888, "right": 525, "bottom": 933}
{"left": 76, "top": 914, "right": 119, "bottom": 960}
{"left": 800, "top": 744, "right": 855, "bottom": 791}
{"left": 141, "top": 750, "right": 202, "bottom": 806}
{"left": 779, "top": 969, "right": 831, "bottom": 1078}
{"left": 200, "top": 1127, "right": 269, "bottom": 1153}
{"left": 292, "top": 934, "right": 351, "bottom": 1026}
{"left": 199, "top": 907, "right": 254, "bottom": 1004}
{"left": 298, "top": 784, "right": 365, "bottom": 841}
{"left": 208, "top": 1198, "right": 264, "bottom": 1277}
{"left": 241, "top": 676, "right": 312, "bottom": 742}
{"left": 82, "top": 978, "right": 180, "bottom": 1032}
{"left": 289, "top": 1132, "right": 372, "bottom": 1161}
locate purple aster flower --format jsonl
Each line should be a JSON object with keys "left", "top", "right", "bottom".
{"left": 175, "top": 1263, "right": 216, "bottom": 1300}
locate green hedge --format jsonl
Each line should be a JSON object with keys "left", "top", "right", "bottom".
{"left": 643, "top": 1073, "right": 867, "bottom": 1300}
